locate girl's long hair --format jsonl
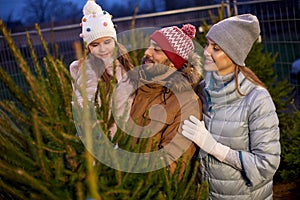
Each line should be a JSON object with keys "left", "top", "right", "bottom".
{"left": 84, "top": 40, "right": 134, "bottom": 71}
{"left": 116, "top": 42, "right": 133, "bottom": 72}
{"left": 89, "top": 41, "right": 134, "bottom": 92}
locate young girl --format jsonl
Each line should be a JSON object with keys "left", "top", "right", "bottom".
{"left": 70, "top": 0, "right": 135, "bottom": 137}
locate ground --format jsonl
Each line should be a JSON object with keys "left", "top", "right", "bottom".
{"left": 273, "top": 181, "right": 300, "bottom": 199}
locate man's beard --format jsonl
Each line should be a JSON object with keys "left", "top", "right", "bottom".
{"left": 141, "top": 56, "right": 173, "bottom": 78}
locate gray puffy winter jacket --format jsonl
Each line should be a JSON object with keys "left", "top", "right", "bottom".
{"left": 197, "top": 72, "right": 281, "bottom": 200}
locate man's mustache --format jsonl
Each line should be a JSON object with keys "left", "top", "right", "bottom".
{"left": 141, "top": 56, "right": 153, "bottom": 64}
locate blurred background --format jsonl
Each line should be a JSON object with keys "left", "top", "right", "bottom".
{"left": 0, "top": 0, "right": 299, "bottom": 106}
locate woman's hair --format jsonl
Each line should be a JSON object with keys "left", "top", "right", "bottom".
{"left": 234, "top": 65, "right": 266, "bottom": 96}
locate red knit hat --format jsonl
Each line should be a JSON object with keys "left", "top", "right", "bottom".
{"left": 150, "top": 24, "right": 196, "bottom": 69}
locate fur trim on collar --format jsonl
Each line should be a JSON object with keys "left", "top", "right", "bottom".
{"left": 164, "top": 71, "right": 195, "bottom": 92}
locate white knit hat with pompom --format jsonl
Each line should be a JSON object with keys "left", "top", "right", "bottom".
{"left": 80, "top": 0, "right": 117, "bottom": 47}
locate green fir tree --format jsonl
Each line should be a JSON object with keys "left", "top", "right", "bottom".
{"left": 0, "top": 20, "right": 208, "bottom": 200}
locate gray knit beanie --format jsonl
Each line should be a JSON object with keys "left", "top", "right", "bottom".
{"left": 206, "top": 14, "right": 260, "bottom": 66}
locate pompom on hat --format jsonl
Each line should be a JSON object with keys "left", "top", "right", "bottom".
{"left": 150, "top": 24, "right": 196, "bottom": 69}
{"left": 80, "top": 0, "right": 117, "bottom": 47}
{"left": 206, "top": 14, "right": 260, "bottom": 66}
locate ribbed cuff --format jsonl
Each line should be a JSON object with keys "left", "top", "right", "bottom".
{"left": 211, "top": 142, "right": 230, "bottom": 162}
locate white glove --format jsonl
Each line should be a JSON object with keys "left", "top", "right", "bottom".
{"left": 182, "top": 115, "right": 230, "bottom": 162}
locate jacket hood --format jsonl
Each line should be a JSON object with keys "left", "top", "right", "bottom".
{"left": 164, "top": 71, "right": 197, "bottom": 93}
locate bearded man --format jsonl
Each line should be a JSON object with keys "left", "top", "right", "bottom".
{"left": 127, "top": 24, "right": 203, "bottom": 177}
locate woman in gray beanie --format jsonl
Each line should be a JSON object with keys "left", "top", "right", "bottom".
{"left": 182, "top": 14, "right": 281, "bottom": 199}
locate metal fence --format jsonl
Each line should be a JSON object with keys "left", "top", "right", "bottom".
{"left": 0, "top": 0, "right": 299, "bottom": 106}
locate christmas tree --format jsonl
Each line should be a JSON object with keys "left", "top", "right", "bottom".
{"left": 0, "top": 20, "right": 208, "bottom": 200}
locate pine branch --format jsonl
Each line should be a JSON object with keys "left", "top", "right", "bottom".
{"left": 0, "top": 19, "right": 208, "bottom": 199}
{"left": 32, "top": 109, "right": 50, "bottom": 181}
{"left": 0, "top": 66, "right": 33, "bottom": 109}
